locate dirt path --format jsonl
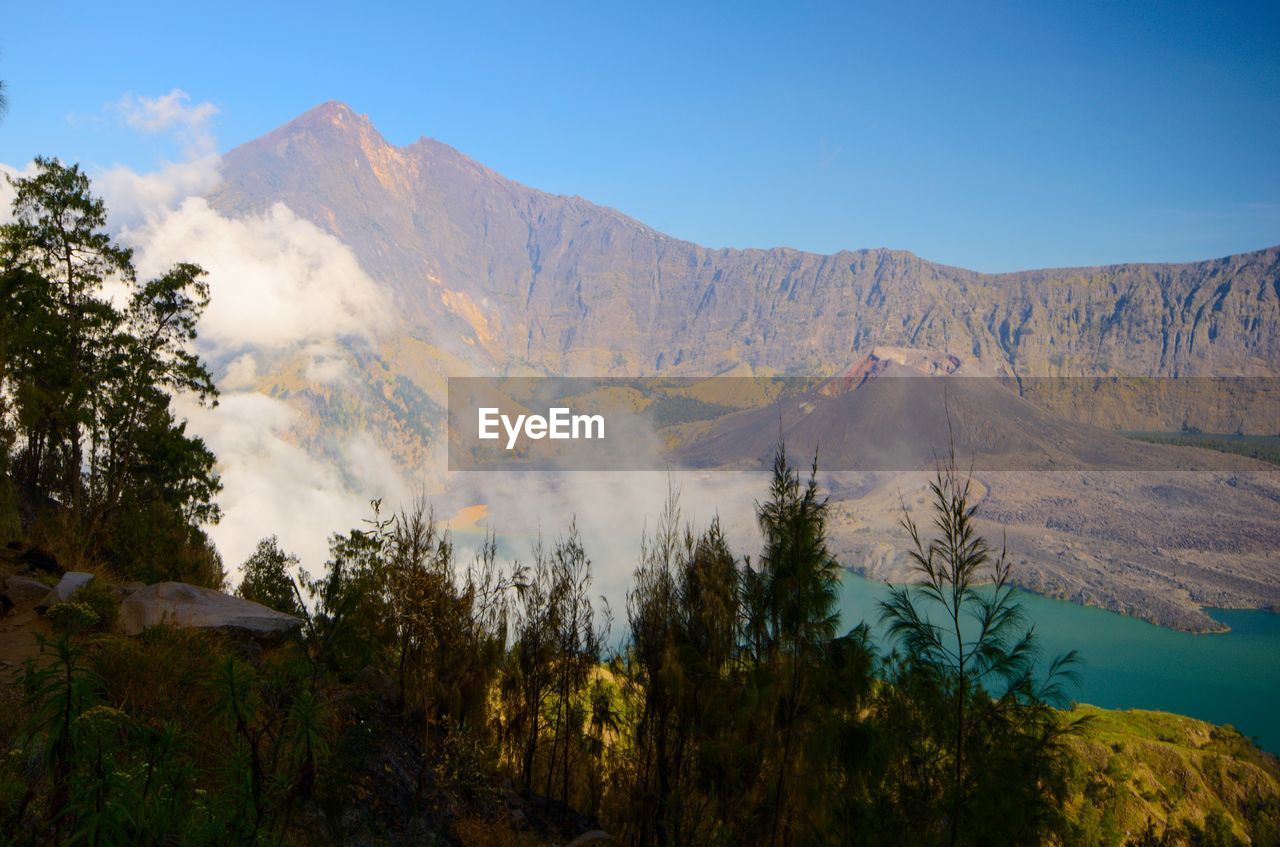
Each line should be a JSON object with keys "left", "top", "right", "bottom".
{"left": 0, "top": 593, "right": 50, "bottom": 686}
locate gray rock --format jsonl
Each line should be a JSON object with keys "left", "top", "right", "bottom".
{"left": 3, "top": 575, "right": 53, "bottom": 608}
{"left": 36, "top": 572, "right": 95, "bottom": 611}
{"left": 565, "top": 831, "right": 613, "bottom": 847}
{"left": 118, "top": 582, "right": 303, "bottom": 639}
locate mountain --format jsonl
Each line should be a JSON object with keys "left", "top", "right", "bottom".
{"left": 205, "top": 103, "right": 1280, "bottom": 631}
{"left": 211, "top": 102, "right": 1280, "bottom": 390}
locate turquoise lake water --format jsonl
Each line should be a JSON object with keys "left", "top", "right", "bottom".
{"left": 837, "top": 573, "right": 1280, "bottom": 752}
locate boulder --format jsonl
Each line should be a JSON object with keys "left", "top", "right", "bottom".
{"left": 118, "top": 582, "right": 303, "bottom": 639}
{"left": 565, "top": 832, "right": 613, "bottom": 847}
{"left": 3, "top": 575, "right": 53, "bottom": 608}
{"left": 36, "top": 571, "right": 95, "bottom": 611}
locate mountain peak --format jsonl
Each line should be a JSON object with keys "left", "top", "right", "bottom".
{"left": 263, "top": 101, "right": 384, "bottom": 150}
{"left": 818, "top": 347, "right": 968, "bottom": 397}
{"left": 295, "top": 100, "right": 363, "bottom": 126}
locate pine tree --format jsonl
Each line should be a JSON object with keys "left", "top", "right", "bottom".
{"left": 755, "top": 445, "right": 841, "bottom": 847}
{"left": 878, "top": 445, "right": 1081, "bottom": 846}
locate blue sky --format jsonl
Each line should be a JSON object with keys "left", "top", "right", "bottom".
{"left": 1, "top": 0, "right": 1278, "bottom": 271}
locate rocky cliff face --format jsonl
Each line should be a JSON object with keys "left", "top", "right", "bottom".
{"left": 210, "top": 102, "right": 1280, "bottom": 392}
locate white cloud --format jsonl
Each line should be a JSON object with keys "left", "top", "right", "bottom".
{"left": 179, "top": 392, "right": 399, "bottom": 574}
{"left": 97, "top": 90, "right": 222, "bottom": 229}
{"left": 304, "top": 348, "right": 355, "bottom": 385}
{"left": 97, "top": 155, "right": 223, "bottom": 229}
{"left": 339, "top": 431, "right": 415, "bottom": 507}
{"left": 6, "top": 94, "right": 221, "bottom": 230}
{"left": 124, "top": 198, "right": 389, "bottom": 351}
{"left": 0, "top": 161, "right": 39, "bottom": 226}
{"left": 221, "top": 353, "right": 260, "bottom": 390}
{"left": 440, "top": 467, "right": 769, "bottom": 616}
{"left": 115, "top": 89, "right": 219, "bottom": 157}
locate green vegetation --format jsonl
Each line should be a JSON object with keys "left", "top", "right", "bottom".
{"left": 643, "top": 394, "right": 736, "bottom": 428}
{"left": 8, "top": 451, "right": 1274, "bottom": 846}
{"left": 877, "top": 449, "right": 1081, "bottom": 845}
{"left": 1061, "top": 706, "right": 1280, "bottom": 847}
{"left": 1125, "top": 432, "right": 1280, "bottom": 467}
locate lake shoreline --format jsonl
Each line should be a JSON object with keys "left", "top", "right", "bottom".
{"left": 838, "top": 571, "right": 1280, "bottom": 753}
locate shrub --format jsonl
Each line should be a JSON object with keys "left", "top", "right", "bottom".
{"left": 70, "top": 578, "right": 119, "bottom": 632}
{"left": 88, "top": 628, "right": 225, "bottom": 732}
{"left": 103, "top": 504, "right": 226, "bottom": 589}
{"left": 45, "top": 601, "right": 100, "bottom": 635}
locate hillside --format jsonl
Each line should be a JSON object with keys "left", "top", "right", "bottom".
{"left": 4, "top": 557, "right": 1278, "bottom": 846}
{"left": 1063, "top": 705, "right": 1280, "bottom": 846}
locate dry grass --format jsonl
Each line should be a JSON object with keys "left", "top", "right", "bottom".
{"left": 452, "top": 814, "right": 546, "bottom": 846}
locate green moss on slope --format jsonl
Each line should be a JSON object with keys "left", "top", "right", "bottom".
{"left": 1061, "top": 704, "right": 1280, "bottom": 846}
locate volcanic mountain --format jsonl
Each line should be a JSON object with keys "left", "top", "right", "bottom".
{"left": 676, "top": 347, "right": 1269, "bottom": 472}
{"left": 203, "top": 102, "right": 1280, "bottom": 631}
